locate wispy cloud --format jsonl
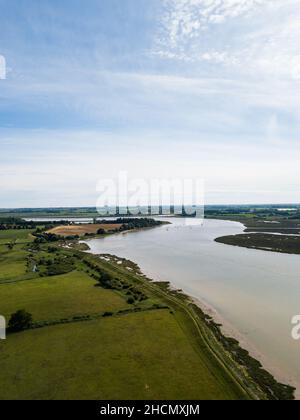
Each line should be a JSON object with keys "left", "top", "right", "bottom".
{"left": 154, "top": 0, "right": 300, "bottom": 81}
{"left": 155, "top": 0, "right": 267, "bottom": 61}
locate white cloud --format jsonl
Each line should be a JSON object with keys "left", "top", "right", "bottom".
{"left": 156, "top": 0, "right": 267, "bottom": 56}
{"left": 154, "top": 0, "right": 300, "bottom": 82}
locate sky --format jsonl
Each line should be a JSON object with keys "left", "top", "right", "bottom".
{"left": 1, "top": 0, "right": 300, "bottom": 207}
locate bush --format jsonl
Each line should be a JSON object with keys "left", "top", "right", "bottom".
{"left": 127, "top": 297, "right": 135, "bottom": 305}
{"left": 8, "top": 310, "right": 33, "bottom": 332}
{"left": 103, "top": 312, "right": 113, "bottom": 317}
{"left": 97, "top": 271, "right": 114, "bottom": 289}
{"left": 47, "top": 246, "right": 57, "bottom": 253}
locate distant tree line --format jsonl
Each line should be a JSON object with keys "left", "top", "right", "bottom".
{"left": 33, "top": 232, "right": 79, "bottom": 243}
{"left": 99, "top": 218, "right": 163, "bottom": 231}
{"left": 0, "top": 217, "right": 72, "bottom": 231}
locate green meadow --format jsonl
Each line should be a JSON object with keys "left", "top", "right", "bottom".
{"left": 0, "top": 248, "right": 29, "bottom": 281}
{"left": 0, "top": 229, "right": 35, "bottom": 244}
{"left": 0, "top": 311, "right": 241, "bottom": 400}
{"left": 0, "top": 271, "right": 130, "bottom": 322}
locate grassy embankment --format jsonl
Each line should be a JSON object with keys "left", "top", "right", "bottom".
{"left": 0, "top": 227, "right": 295, "bottom": 400}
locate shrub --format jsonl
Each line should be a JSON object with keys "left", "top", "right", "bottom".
{"left": 103, "top": 312, "right": 113, "bottom": 317}
{"left": 8, "top": 310, "right": 33, "bottom": 332}
{"left": 127, "top": 297, "right": 135, "bottom": 305}
{"left": 96, "top": 271, "right": 114, "bottom": 289}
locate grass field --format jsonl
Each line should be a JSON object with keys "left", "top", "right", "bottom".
{"left": 0, "top": 311, "right": 242, "bottom": 400}
{"left": 0, "top": 229, "right": 34, "bottom": 244}
{"left": 47, "top": 224, "right": 122, "bottom": 237}
{"left": 0, "top": 271, "right": 130, "bottom": 322}
{"left": 0, "top": 248, "right": 29, "bottom": 281}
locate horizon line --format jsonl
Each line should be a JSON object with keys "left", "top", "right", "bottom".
{"left": 0, "top": 203, "right": 300, "bottom": 211}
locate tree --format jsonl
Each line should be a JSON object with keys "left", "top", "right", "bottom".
{"left": 97, "top": 228, "right": 106, "bottom": 235}
{"left": 100, "top": 271, "right": 113, "bottom": 288}
{"left": 8, "top": 310, "right": 33, "bottom": 332}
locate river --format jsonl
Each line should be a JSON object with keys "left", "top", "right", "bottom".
{"left": 85, "top": 217, "right": 300, "bottom": 396}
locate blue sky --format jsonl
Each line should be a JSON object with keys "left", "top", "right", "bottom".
{"left": 1, "top": 0, "right": 300, "bottom": 207}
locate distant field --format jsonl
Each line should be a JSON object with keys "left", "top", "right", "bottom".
{"left": 47, "top": 224, "right": 122, "bottom": 237}
{"left": 0, "top": 312, "right": 242, "bottom": 400}
{"left": 0, "top": 229, "right": 34, "bottom": 244}
{"left": 0, "top": 271, "right": 129, "bottom": 322}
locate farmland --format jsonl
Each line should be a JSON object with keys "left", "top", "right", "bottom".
{"left": 0, "top": 271, "right": 129, "bottom": 322}
{"left": 0, "top": 229, "right": 35, "bottom": 244}
{"left": 47, "top": 224, "right": 122, "bottom": 237}
{"left": 0, "top": 312, "right": 241, "bottom": 400}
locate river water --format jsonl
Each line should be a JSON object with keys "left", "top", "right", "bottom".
{"left": 85, "top": 218, "right": 300, "bottom": 395}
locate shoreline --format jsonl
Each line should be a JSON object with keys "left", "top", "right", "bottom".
{"left": 82, "top": 241, "right": 296, "bottom": 399}
{"left": 192, "top": 295, "right": 300, "bottom": 399}
{"left": 211, "top": 219, "right": 300, "bottom": 396}
{"left": 82, "top": 220, "right": 298, "bottom": 399}
{"left": 149, "top": 265, "right": 298, "bottom": 399}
